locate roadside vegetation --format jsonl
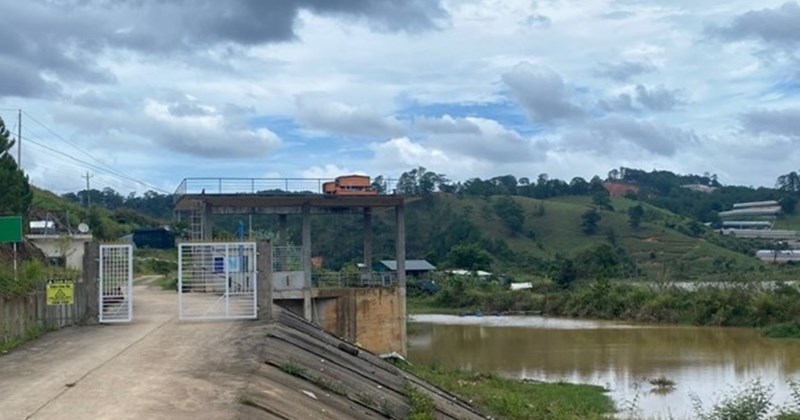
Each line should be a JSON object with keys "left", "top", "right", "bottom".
{"left": 134, "top": 249, "right": 178, "bottom": 290}
{"left": 397, "top": 361, "right": 614, "bottom": 420}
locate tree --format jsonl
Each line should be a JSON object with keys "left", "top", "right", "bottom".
{"left": 493, "top": 196, "right": 525, "bottom": 235}
{"left": 627, "top": 204, "right": 644, "bottom": 229}
{"left": 592, "top": 190, "right": 613, "bottom": 210}
{"left": 396, "top": 167, "right": 447, "bottom": 196}
{"left": 780, "top": 196, "right": 798, "bottom": 215}
{"left": 371, "top": 175, "right": 386, "bottom": 194}
{"left": 581, "top": 208, "right": 601, "bottom": 235}
{"left": 447, "top": 242, "right": 492, "bottom": 271}
{"left": 776, "top": 171, "right": 800, "bottom": 192}
{"left": 0, "top": 117, "right": 31, "bottom": 217}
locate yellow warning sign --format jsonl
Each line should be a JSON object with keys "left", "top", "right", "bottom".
{"left": 47, "top": 281, "right": 74, "bottom": 305}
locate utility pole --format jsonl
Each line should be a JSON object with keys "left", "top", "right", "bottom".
{"left": 83, "top": 171, "right": 94, "bottom": 207}
{"left": 17, "top": 109, "right": 21, "bottom": 167}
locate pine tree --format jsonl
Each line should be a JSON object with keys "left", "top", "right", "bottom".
{"left": 0, "top": 117, "right": 32, "bottom": 217}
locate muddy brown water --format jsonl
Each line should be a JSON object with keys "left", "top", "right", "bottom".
{"left": 408, "top": 315, "right": 800, "bottom": 419}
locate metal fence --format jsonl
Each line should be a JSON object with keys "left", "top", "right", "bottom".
{"left": 174, "top": 177, "right": 398, "bottom": 198}
{"left": 272, "top": 246, "right": 303, "bottom": 272}
{"left": 178, "top": 242, "right": 257, "bottom": 320}
{"left": 313, "top": 272, "right": 396, "bottom": 288}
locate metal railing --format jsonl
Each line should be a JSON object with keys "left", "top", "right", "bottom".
{"left": 174, "top": 177, "right": 398, "bottom": 198}
{"left": 272, "top": 246, "right": 303, "bottom": 272}
{"left": 313, "top": 272, "right": 396, "bottom": 288}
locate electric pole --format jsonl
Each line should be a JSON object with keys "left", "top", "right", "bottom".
{"left": 83, "top": 171, "right": 94, "bottom": 207}
{"left": 17, "top": 109, "right": 21, "bottom": 167}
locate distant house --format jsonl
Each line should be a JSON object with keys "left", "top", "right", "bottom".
{"left": 603, "top": 182, "right": 640, "bottom": 198}
{"left": 375, "top": 260, "right": 436, "bottom": 278}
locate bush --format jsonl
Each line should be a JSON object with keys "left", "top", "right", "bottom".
{"left": 0, "top": 260, "right": 44, "bottom": 298}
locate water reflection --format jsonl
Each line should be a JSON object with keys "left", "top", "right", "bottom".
{"left": 409, "top": 315, "right": 800, "bottom": 418}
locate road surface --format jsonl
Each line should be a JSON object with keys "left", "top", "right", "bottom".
{"left": 0, "top": 276, "right": 258, "bottom": 420}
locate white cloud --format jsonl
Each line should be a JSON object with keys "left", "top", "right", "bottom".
{"left": 4, "top": 0, "right": 800, "bottom": 194}
{"left": 295, "top": 95, "right": 406, "bottom": 138}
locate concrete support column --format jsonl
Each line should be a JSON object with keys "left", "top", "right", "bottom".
{"left": 256, "top": 239, "right": 273, "bottom": 321}
{"left": 302, "top": 204, "right": 312, "bottom": 321}
{"left": 278, "top": 214, "right": 288, "bottom": 270}
{"left": 363, "top": 208, "right": 372, "bottom": 279}
{"left": 82, "top": 241, "right": 100, "bottom": 324}
{"left": 201, "top": 201, "right": 213, "bottom": 240}
{"left": 278, "top": 214, "right": 288, "bottom": 246}
{"left": 395, "top": 203, "right": 407, "bottom": 355}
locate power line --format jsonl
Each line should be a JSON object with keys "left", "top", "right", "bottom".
{"left": 21, "top": 111, "right": 141, "bottom": 184}
{"left": 21, "top": 134, "right": 170, "bottom": 194}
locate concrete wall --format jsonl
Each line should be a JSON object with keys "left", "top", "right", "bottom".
{"left": 312, "top": 287, "right": 404, "bottom": 356}
{"left": 272, "top": 271, "right": 305, "bottom": 291}
{"left": 26, "top": 234, "right": 93, "bottom": 269}
{"left": 1, "top": 279, "right": 92, "bottom": 344}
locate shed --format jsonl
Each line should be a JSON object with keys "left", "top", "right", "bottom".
{"left": 376, "top": 260, "right": 436, "bottom": 277}
{"left": 130, "top": 227, "right": 175, "bottom": 249}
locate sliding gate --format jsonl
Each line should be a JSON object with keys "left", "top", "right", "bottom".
{"left": 178, "top": 242, "right": 257, "bottom": 320}
{"left": 99, "top": 244, "right": 133, "bottom": 323}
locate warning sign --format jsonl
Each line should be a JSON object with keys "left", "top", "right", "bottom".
{"left": 47, "top": 281, "right": 74, "bottom": 305}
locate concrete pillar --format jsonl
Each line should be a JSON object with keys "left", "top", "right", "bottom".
{"left": 302, "top": 204, "right": 312, "bottom": 321}
{"left": 363, "top": 208, "right": 372, "bottom": 280}
{"left": 256, "top": 239, "right": 273, "bottom": 321}
{"left": 202, "top": 201, "right": 213, "bottom": 240}
{"left": 303, "top": 290, "right": 312, "bottom": 324}
{"left": 395, "top": 203, "right": 407, "bottom": 355}
{"left": 395, "top": 204, "right": 406, "bottom": 289}
{"left": 278, "top": 214, "right": 288, "bottom": 270}
{"left": 278, "top": 214, "right": 288, "bottom": 246}
{"left": 82, "top": 241, "right": 100, "bottom": 324}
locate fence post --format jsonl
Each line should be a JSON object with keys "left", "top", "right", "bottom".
{"left": 257, "top": 239, "right": 273, "bottom": 321}
{"left": 82, "top": 241, "right": 100, "bottom": 324}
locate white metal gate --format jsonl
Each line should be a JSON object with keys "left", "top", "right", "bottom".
{"left": 178, "top": 242, "right": 257, "bottom": 320}
{"left": 99, "top": 244, "right": 133, "bottom": 323}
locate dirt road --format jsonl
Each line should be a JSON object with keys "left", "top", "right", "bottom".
{"left": 0, "top": 276, "right": 259, "bottom": 420}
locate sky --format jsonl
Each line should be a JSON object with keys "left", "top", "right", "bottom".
{"left": 1, "top": 0, "right": 799, "bottom": 195}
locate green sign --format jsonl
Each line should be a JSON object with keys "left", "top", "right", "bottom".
{"left": 0, "top": 216, "right": 22, "bottom": 243}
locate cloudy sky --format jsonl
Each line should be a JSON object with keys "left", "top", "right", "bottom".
{"left": 1, "top": 0, "right": 799, "bottom": 194}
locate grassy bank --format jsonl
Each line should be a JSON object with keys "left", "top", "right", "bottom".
{"left": 542, "top": 280, "right": 800, "bottom": 329}
{"left": 763, "top": 322, "right": 800, "bottom": 339}
{"left": 399, "top": 362, "right": 614, "bottom": 420}
{"left": 409, "top": 276, "right": 800, "bottom": 338}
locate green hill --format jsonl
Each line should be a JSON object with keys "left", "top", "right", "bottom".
{"left": 409, "top": 194, "right": 775, "bottom": 281}
{"left": 30, "top": 187, "right": 163, "bottom": 240}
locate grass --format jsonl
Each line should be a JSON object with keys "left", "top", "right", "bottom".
{"left": 399, "top": 362, "right": 614, "bottom": 420}
{"left": 407, "top": 295, "right": 463, "bottom": 315}
{"left": 404, "top": 383, "right": 436, "bottom": 420}
{"left": 279, "top": 362, "right": 307, "bottom": 377}
{"left": 1, "top": 324, "right": 57, "bottom": 354}
{"left": 763, "top": 322, "right": 800, "bottom": 339}
{"left": 155, "top": 276, "right": 178, "bottom": 291}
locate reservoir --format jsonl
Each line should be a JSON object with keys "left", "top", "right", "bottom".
{"left": 408, "top": 314, "right": 800, "bottom": 418}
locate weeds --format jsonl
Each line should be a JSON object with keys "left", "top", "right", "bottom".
{"left": 403, "top": 383, "right": 435, "bottom": 420}
{"left": 0, "top": 324, "right": 56, "bottom": 354}
{"left": 311, "top": 375, "right": 347, "bottom": 396}
{"left": 401, "top": 362, "right": 612, "bottom": 419}
{"left": 691, "top": 379, "right": 774, "bottom": 420}
{"left": 279, "top": 361, "right": 307, "bottom": 377}
{"left": 649, "top": 375, "right": 676, "bottom": 390}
